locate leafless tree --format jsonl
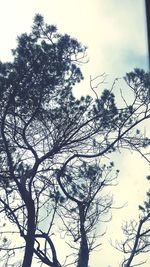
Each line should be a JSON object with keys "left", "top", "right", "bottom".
{"left": 114, "top": 177, "right": 150, "bottom": 267}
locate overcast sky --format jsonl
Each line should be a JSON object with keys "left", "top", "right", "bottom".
{"left": 0, "top": 1, "right": 149, "bottom": 266}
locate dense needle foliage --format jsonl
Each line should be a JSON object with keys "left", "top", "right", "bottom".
{"left": 0, "top": 14, "right": 150, "bottom": 267}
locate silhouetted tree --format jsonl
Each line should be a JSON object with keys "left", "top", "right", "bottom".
{"left": 114, "top": 176, "right": 150, "bottom": 267}
{"left": 54, "top": 160, "right": 118, "bottom": 267}
{"left": 0, "top": 15, "right": 150, "bottom": 267}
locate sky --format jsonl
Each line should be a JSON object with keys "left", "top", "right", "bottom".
{"left": 0, "top": 0, "right": 149, "bottom": 266}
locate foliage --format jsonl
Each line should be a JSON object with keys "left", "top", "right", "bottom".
{"left": 0, "top": 14, "right": 150, "bottom": 267}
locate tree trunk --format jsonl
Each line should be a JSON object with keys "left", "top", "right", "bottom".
{"left": 77, "top": 205, "right": 89, "bottom": 267}
{"left": 22, "top": 198, "right": 35, "bottom": 267}
{"left": 77, "top": 237, "right": 89, "bottom": 267}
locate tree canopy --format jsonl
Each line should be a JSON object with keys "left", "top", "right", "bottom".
{"left": 0, "top": 14, "right": 150, "bottom": 267}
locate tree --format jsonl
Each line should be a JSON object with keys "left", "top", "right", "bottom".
{"left": 55, "top": 160, "right": 118, "bottom": 267}
{"left": 114, "top": 176, "right": 150, "bottom": 267}
{"left": 0, "top": 14, "right": 150, "bottom": 267}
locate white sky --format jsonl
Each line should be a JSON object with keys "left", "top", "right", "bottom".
{"left": 0, "top": 0, "right": 150, "bottom": 266}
